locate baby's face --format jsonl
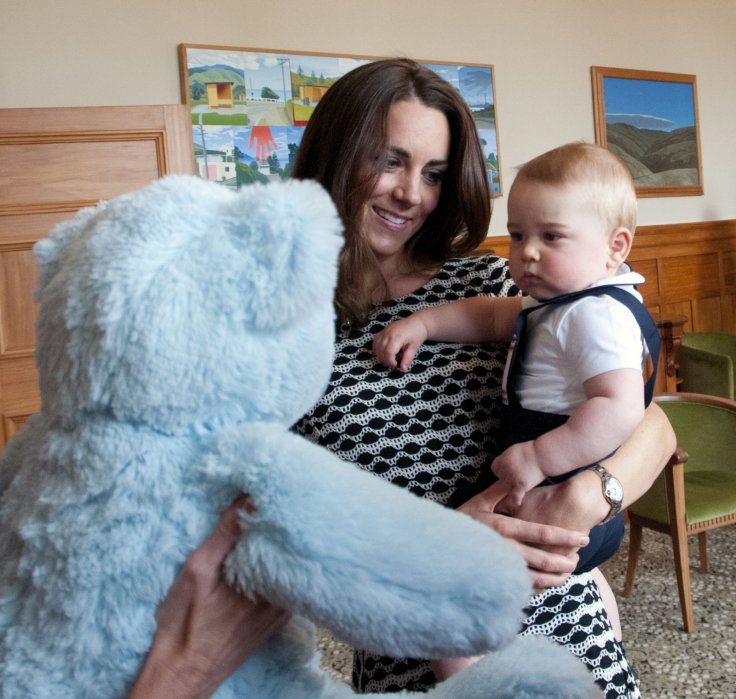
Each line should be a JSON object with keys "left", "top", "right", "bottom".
{"left": 506, "top": 178, "right": 618, "bottom": 300}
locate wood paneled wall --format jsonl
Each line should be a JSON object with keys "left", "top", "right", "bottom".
{"left": 476, "top": 219, "right": 736, "bottom": 335}
{"left": 476, "top": 220, "right": 736, "bottom": 393}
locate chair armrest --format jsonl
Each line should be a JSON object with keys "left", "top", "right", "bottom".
{"left": 669, "top": 447, "right": 689, "bottom": 467}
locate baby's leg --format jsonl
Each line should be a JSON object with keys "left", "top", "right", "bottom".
{"left": 430, "top": 656, "right": 482, "bottom": 681}
{"left": 591, "top": 566, "right": 622, "bottom": 641}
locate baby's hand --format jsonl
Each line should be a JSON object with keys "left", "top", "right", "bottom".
{"left": 491, "top": 441, "right": 547, "bottom": 509}
{"left": 373, "top": 314, "right": 429, "bottom": 371}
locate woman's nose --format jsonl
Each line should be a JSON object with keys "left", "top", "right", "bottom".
{"left": 394, "top": 173, "right": 422, "bottom": 205}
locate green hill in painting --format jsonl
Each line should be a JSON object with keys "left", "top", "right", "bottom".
{"left": 605, "top": 122, "right": 699, "bottom": 185}
{"left": 188, "top": 65, "right": 244, "bottom": 93}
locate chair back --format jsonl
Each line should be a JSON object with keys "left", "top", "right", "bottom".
{"left": 678, "top": 332, "right": 736, "bottom": 399}
{"left": 656, "top": 393, "right": 736, "bottom": 475}
{"left": 629, "top": 393, "right": 736, "bottom": 525}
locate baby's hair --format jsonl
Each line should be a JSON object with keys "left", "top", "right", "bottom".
{"left": 515, "top": 142, "right": 637, "bottom": 233}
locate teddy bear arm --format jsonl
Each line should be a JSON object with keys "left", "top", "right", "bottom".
{"left": 218, "top": 425, "right": 531, "bottom": 659}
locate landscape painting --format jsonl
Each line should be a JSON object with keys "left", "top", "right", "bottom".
{"left": 179, "top": 44, "right": 502, "bottom": 195}
{"left": 591, "top": 66, "right": 703, "bottom": 197}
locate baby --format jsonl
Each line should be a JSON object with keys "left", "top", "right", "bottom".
{"left": 374, "top": 141, "right": 659, "bottom": 557}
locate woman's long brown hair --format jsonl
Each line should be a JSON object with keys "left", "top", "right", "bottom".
{"left": 292, "top": 58, "right": 491, "bottom": 329}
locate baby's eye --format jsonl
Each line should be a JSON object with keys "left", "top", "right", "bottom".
{"left": 509, "top": 232, "right": 524, "bottom": 242}
{"left": 543, "top": 232, "right": 562, "bottom": 242}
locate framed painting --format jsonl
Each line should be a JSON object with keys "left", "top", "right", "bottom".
{"left": 591, "top": 66, "right": 703, "bottom": 197}
{"left": 178, "top": 44, "right": 502, "bottom": 196}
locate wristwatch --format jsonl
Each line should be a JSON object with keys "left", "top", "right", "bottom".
{"left": 587, "top": 463, "right": 623, "bottom": 524}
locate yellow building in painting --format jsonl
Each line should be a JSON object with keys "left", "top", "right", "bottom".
{"left": 297, "top": 84, "right": 327, "bottom": 105}
{"left": 206, "top": 82, "right": 234, "bottom": 109}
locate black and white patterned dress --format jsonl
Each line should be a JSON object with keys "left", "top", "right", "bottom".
{"left": 294, "top": 255, "right": 640, "bottom": 698}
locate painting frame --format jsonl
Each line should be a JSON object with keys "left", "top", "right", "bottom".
{"left": 178, "top": 43, "right": 503, "bottom": 197}
{"left": 591, "top": 66, "right": 703, "bottom": 198}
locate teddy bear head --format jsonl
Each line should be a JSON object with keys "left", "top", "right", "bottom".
{"left": 33, "top": 176, "right": 343, "bottom": 434}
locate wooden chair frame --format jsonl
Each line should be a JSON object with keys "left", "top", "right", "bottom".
{"left": 624, "top": 392, "right": 736, "bottom": 632}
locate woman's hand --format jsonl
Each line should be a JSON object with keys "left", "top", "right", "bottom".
{"left": 458, "top": 487, "right": 588, "bottom": 593}
{"left": 128, "top": 499, "right": 290, "bottom": 699}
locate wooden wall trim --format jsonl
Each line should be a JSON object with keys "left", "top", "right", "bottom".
{"left": 476, "top": 219, "right": 736, "bottom": 261}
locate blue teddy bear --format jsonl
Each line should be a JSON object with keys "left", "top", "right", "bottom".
{"left": 0, "top": 176, "right": 597, "bottom": 698}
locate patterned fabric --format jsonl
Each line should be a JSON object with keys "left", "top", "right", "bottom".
{"left": 294, "top": 254, "right": 640, "bottom": 698}
{"left": 294, "top": 255, "right": 517, "bottom": 506}
{"left": 353, "top": 574, "right": 641, "bottom": 698}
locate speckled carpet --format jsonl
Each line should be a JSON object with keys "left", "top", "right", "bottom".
{"left": 318, "top": 526, "right": 736, "bottom": 698}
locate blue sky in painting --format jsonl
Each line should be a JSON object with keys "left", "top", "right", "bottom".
{"left": 603, "top": 77, "right": 695, "bottom": 131}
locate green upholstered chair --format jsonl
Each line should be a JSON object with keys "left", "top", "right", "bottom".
{"left": 677, "top": 332, "right": 736, "bottom": 399}
{"left": 623, "top": 392, "right": 736, "bottom": 632}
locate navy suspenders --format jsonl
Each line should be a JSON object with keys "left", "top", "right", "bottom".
{"left": 505, "top": 284, "right": 661, "bottom": 409}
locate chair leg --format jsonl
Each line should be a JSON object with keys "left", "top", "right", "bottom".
{"left": 623, "top": 520, "right": 642, "bottom": 597}
{"left": 664, "top": 471, "right": 694, "bottom": 632}
{"left": 670, "top": 524, "right": 694, "bottom": 632}
{"left": 698, "top": 532, "right": 708, "bottom": 574}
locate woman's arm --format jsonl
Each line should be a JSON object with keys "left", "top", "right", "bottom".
{"left": 510, "top": 402, "right": 675, "bottom": 535}
{"left": 466, "top": 402, "right": 674, "bottom": 592}
{"left": 128, "top": 500, "right": 290, "bottom": 699}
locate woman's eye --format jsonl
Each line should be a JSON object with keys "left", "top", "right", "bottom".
{"left": 424, "top": 170, "right": 444, "bottom": 185}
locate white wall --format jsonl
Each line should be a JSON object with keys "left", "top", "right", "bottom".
{"left": 3, "top": 0, "right": 735, "bottom": 234}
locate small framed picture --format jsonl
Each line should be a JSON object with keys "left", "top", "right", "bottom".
{"left": 591, "top": 66, "right": 703, "bottom": 197}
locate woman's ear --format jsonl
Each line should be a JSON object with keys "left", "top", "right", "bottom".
{"left": 608, "top": 227, "right": 633, "bottom": 268}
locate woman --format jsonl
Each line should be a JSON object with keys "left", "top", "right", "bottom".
{"left": 289, "top": 58, "right": 673, "bottom": 697}
{"left": 138, "top": 58, "right": 674, "bottom": 698}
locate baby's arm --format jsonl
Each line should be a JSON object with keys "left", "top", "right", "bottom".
{"left": 373, "top": 296, "right": 521, "bottom": 371}
{"left": 492, "top": 367, "right": 646, "bottom": 508}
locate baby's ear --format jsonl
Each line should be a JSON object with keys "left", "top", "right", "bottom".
{"left": 608, "top": 227, "right": 633, "bottom": 267}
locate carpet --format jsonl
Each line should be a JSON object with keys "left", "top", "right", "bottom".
{"left": 602, "top": 526, "right": 735, "bottom": 699}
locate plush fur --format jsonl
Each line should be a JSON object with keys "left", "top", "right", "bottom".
{"left": 0, "top": 176, "right": 598, "bottom": 698}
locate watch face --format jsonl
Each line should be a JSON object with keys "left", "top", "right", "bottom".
{"left": 605, "top": 478, "right": 624, "bottom": 503}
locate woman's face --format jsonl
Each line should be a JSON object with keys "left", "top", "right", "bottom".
{"left": 361, "top": 100, "right": 451, "bottom": 267}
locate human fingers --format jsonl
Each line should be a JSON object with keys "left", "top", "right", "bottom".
{"left": 484, "top": 509, "right": 589, "bottom": 552}
{"left": 373, "top": 328, "right": 417, "bottom": 370}
{"left": 155, "top": 497, "right": 249, "bottom": 631}
{"left": 372, "top": 330, "right": 399, "bottom": 368}
{"left": 507, "top": 485, "right": 527, "bottom": 510}
{"left": 458, "top": 502, "right": 581, "bottom": 589}
{"left": 191, "top": 495, "right": 249, "bottom": 574}
{"left": 500, "top": 534, "right": 579, "bottom": 591}
{"left": 396, "top": 341, "right": 421, "bottom": 372}
{"left": 480, "top": 480, "right": 512, "bottom": 513}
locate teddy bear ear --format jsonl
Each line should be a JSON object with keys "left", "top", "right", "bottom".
{"left": 226, "top": 179, "right": 344, "bottom": 329}
{"left": 33, "top": 203, "right": 107, "bottom": 299}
